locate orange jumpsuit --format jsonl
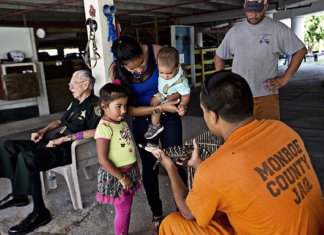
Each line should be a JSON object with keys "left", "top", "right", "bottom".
{"left": 160, "top": 120, "right": 324, "bottom": 235}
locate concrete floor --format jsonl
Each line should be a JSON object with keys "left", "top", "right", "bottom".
{"left": 279, "top": 63, "right": 324, "bottom": 190}
{"left": 0, "top": 116, "right": 208, "bottom": 235}
{"left": 0, "top": 62, "right": 323, "bottom": 235}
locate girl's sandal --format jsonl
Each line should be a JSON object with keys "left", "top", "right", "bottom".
{"left": 151, "top": 216, "right": 163, "bottom": 235}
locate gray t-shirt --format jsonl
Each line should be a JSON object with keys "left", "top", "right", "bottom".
{"left": 216, "top": 16, "right": 305, "bottom": 97}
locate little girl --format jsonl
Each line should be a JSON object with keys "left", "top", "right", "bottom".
{"left": 95, "top": 83, "right": 141, "bottom": 235}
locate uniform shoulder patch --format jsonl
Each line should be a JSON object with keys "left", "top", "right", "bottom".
{"left": 94, "top": 105, "right": 102, "bottom": 116}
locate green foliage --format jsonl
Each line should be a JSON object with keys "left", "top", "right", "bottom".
{"left": 304, "top": 15, "right": 324, "bottom": 53}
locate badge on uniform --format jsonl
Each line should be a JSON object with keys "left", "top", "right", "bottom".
{"left": 60, "top": 126, "right": 67, "bottom": 134}
{"left": 78, "top": 110, "right": 86, "bottom": 120}
{"left": 94, "top": 105, "right": 102, "bottom": 117}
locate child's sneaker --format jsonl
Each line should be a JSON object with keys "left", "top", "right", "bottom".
{"left": 144, "top": 124, "right": 164, "bottom": 139}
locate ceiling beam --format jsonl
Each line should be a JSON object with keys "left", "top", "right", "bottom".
{"left": 179, "top": 8, "right": 244, "bottom": 24}
{"left": 273, "top": 0, "right": 324, "bottom": 20}
{"left": 178, "top": 0, "right": 321, "bottom": 24}
{"left": 0, "top": 0, "right": 81, "bottom": 19}
{"left": 115, "top": 0, "right": 221, "bottom": 11}
{"left": 117, "top": 0, "right": 213, "bottom": 16}
{"left": 115, "top": 2, "right": 192, "bottom": 14}
{"left": 0, "top": 3, "right": 84, "bottom": 13}
{"left": 208, "top": 0, "right": 243, "bottom": 6}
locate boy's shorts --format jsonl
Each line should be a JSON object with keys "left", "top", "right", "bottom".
{"left": 154, "top": 92, "right": 167, "bottom": 103}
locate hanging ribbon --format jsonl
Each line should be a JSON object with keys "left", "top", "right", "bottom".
{"left": 103, "top": 5, "right": 117, "bottom": 42}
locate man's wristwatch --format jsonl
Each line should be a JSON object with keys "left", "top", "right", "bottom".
{"left": 67, "top": 134, "right": 73, "bottom": 141}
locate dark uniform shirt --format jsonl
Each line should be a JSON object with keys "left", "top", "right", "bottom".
{"left": 58, "top": 94, "right": 101, "bottom": 137}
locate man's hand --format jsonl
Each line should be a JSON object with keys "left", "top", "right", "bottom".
{"left": 152, "top": 143, "right": 195, "bottom": 220}
{"left": 264, "top": 75, "right": 289, "bottom": 93}
{"left": 31, "top": 131, "right": 45, "bottom": 143}
{"left": 151, "top": 149, "right": 175, "bottom": 170}
{"left": 46, "top": 137, "right": 65, "bottom": 148}
{"left": 177, "top": 139, "right": 203, "bottom": 169}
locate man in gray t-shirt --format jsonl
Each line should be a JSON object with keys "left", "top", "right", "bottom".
{"left": 215, "top": 0, "right": 306, "bottom": 120}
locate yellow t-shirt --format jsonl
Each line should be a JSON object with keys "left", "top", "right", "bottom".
{"left": 187, "top": 119, "right": 324, "bottom": 234}
{"left": 94, "top": 119, "right": 136, "bottom": 168}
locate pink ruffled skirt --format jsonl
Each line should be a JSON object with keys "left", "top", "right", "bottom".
{"left": 96, "top": 165, "right": 142, "bottom": 205}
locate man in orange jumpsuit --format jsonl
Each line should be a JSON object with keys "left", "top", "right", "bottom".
{"left": 151, "top": 70, "right": 324, "bottom": 235}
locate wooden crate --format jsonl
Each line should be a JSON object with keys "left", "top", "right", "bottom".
{"left": 0, "top": 72, "right": 40, "bottom": 100}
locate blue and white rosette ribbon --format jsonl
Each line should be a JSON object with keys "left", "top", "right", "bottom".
{"left": 103, "top": 5, "right": 117, "bottom": 42}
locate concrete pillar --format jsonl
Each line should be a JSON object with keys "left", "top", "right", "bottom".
{"left": 196, "top": 31, "right": 203, "bottom": 48}
{"left": 83, "top": 0, "right": 114, "bottom": 96}
{"left": 291, "top": 16, "right": 305, "bottom": 42}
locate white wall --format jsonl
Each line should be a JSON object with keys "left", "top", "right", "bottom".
{"left": 0, "top": 27, "right": 34, "bottom": 60}
{"left": 0, "top": 27, "right": 49, "bottom": 116}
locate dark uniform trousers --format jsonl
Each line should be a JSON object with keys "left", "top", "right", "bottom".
{"left": 0, "top": 139, "right": 72, "bottom": 196}
{"left": 0, "top": 95, "right": 101, "bottom": 197}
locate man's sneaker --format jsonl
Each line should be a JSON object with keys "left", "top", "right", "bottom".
{"left": 144, "top": 124, "right": 164, "bottom": 139}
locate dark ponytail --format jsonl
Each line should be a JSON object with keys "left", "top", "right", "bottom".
{"left": 110, "top": 36, "right": 145, "bottom": 106}
{"left": 111, "top": 36, "right": 143, "bottom": 65}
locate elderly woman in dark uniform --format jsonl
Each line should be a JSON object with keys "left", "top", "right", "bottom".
{"left": 0, "top": 70, "right": 101, "bottom": 235}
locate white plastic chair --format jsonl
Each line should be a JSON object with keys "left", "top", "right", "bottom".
{"left": 40, "top": 138, "right": 98, "bottom": 210}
